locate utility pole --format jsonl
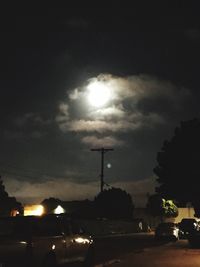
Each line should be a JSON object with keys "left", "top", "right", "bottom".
{"left": 91, "top": 148, "right": 114, "bottom": 193}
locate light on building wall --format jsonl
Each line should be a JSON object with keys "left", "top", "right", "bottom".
{"left": 24, "top": 205, "right": 44, "bottom": 216}
{"left": 54, "top": 205, "right": 65, "bottom": 214}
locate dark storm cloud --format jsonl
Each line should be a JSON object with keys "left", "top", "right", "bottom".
{"left": 81, "top": 136, "right": 125, "bottom": 147}
{"left": 66, "top": 18, "right": 89, "bottom": 30}
{"left": 184, "top": 28, "right": 200, "bottom": 41}
{"left": 14, "top": 113, "right": 51, "bottom": 127}
{"left": 3, "top": 113, "right": 52, "bottom": 141}
{"left": 3, "top": 130, "right": 46, "bottom": 140}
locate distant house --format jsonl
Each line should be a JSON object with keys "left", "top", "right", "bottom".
{"left": 133, "top": 206, "right": 199, "bottom": 229}
{"left": 166, "top": 207, "right": 199, "bottom": 223}
{"left": 41, "top": 198, "right": 95, "bottom": 218}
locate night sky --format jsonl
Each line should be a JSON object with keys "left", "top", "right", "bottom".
{"left": 1, "top": 3, "right": 200, "bottom": 206}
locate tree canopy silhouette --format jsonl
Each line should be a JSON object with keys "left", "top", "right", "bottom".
{"left": 146, "top": 194, "right": 178, "bottom": 218}
{"left": 0, "top": 176, "right": 22, "bottom": 216}
{"left": 41, "top": 197, "right": 61, "bottom": 214}
{"left": 154, "top": 118, "right": 200, "bottom": 217}
{"left": 94, "top": 187, "right": 134, "bottom": 219}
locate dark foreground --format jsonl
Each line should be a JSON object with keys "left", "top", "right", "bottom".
{"left": 94, "top": 233, "right": 200, "bottom": 267}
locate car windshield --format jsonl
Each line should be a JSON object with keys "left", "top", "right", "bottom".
{"left": 31, "top": 216, "right": 64, "bottom": 236}
{"left": 0, "top": 217, "right": 30, "bottom": 236}
{"left": 0, "top": 216, "right": 67, "bottom": 237}
{"left": 0, "top": 218, "right": 15, "bottom": 236}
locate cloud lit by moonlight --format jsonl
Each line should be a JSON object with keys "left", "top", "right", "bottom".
{"left": 56, "top": 73, "right": 190, "bottom": 147}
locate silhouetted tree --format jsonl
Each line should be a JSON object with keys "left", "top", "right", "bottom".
{"left": 41, "top": 197, "right": 62, "bottom": 214}
{"left": 0, "top": 176, "right": 9, "bottom": 199}
{"left": 0, "top": 176, "right": 22, "bottom": 216}
{"left": 154, "top": 118, "right": 200, "bottom": 217}
{"left": 146, "top": 194, "right": 178, "bottom": 218}
{"left": 94, "top": 188, "right": 134, "bottom": 219}
{"left": 146, "top": 194, "right": 164, "bottom": 217}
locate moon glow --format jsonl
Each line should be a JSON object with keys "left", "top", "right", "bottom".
{"left": 87, "top": 81, "right": 111, "bottom": 108}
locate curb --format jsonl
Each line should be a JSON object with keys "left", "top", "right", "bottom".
{"left": 95, "top": 259, "right": 121, "bottom": 267}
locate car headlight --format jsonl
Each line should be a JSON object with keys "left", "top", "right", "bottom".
{"left": 74, "top": 237, "right": 92, "bottom": 244}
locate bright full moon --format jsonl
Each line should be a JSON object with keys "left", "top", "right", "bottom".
{"left": 87, "top": 81, "right": 111, "bottom": 107}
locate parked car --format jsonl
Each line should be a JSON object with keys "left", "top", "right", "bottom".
{"left": 178, "top": 218, "right": 200, "bottom": 238}
{"left": 187, "top": 230, "right": 200, "bottom": 248}
{"left": 155, "top": 222, "right": 179, "bottom": 241}
{"left": 0, "top": 214, "right": 94, "bottom": 267}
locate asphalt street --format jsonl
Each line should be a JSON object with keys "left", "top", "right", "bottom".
{"left": 94, "top": 233, "right": 200, "bottom": 267}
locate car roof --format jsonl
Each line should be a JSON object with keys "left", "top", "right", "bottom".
{"left": 180, "top": 218, "right": 197, "bottom": 223}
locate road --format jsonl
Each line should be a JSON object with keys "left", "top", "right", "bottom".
{"left": 93, "top": 233, "right": 200, "bottom": 267}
